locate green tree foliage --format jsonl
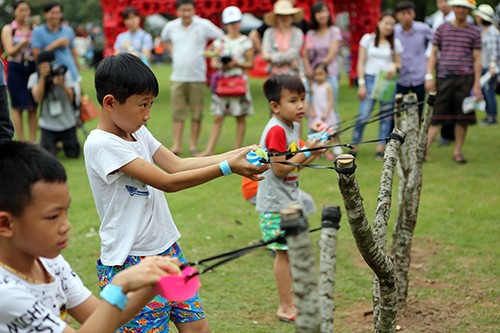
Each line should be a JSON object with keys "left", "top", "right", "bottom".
{"left": 0, "top": 0, "right": 102, "bottom": 27}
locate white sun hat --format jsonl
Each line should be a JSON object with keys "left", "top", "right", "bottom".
{"left": 474, "top": 4, "right": 495, "bottom": 23}
{"left": 222, "top": 6, "right": 243, "bottom": 24}
{"left": 447, "top": 0, "right": 477, "bottom": 10}
{"left": 263, "top": 0, "right": 304, "bottom": 27}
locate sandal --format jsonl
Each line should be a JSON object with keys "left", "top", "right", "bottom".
{"left": 452, "top": 154, "right": 467, "bottom": 164}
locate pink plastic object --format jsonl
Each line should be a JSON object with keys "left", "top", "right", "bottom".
{"left": 154, "top": 266, "right": 201, "bottom": 302}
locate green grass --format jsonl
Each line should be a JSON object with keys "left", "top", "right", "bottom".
{"left": 57, "top": 64, "right": 500, "bottom": 332}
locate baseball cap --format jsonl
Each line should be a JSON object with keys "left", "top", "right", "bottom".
{"left": 222, "top": 6, "right": 242, "bottom": 24}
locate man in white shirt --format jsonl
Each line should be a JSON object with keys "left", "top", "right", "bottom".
{"left": 161, "top": 0, "right": 223, "bottom": 155}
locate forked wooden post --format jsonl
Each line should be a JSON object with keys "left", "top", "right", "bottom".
{"left": 280, "top": 205, "right": 321, "bottom": 333}
{"left": 334, "top": 138, "right": 402, "bottom": 333}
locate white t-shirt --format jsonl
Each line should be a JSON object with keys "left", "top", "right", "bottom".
{"left": 0, "top": 255, "right": 91, "bottom": 333}
{"left": 359, "top": 33, "right": 403, "bottom": 76}
{"left": 161, "top": 16, "right": 223, "bottom": 82}
{"left": 83, "top": 126, "right": 180, "bottom": 266}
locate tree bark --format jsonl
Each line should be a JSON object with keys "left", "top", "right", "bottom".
{"left": 392, "top": 92, "right": 436, "bottom": 309}
{"left": 280, "top": 205, "right": 321, "bottom": 333}
{"left": 334, "top": 132, "right": 403, "bottom": 333}
{"left": 372, "top": 129, "right": 405, "bottom": 332}
{"left": 319, "top": 205, "right": 342, "bottom": 333}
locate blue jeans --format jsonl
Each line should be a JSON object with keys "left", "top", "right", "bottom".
{"left": 352, "top": 75, "right": 394, "bottom": 144}
{"left": 481, "top": 68, "right": 498, "bottom": 120}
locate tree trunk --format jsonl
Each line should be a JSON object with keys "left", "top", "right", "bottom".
{"left": 280, "top": 205, "right": 321, "bottom": 333}
{"left": 392, "top": 93, "right": 436, "bottom": 310}
{"left": 334, "top": 130, "right": 404, "bottom": 333}
{"left": 319, "top": 205, "right": 342, "bottom": 333}
{"left": 372, "top": 129, "right": 405, "bottom": 332}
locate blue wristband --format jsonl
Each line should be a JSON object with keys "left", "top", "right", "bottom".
{"left": 302, "top": 147, "right": 311, "bottom": 158}
{"left": 100, "top": 284, "right": 129, "bottom": 310}
{"left": 219, "top": 160, "right": 232, "bottom": 176}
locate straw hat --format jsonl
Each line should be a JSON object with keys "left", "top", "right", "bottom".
{"left": 474, "top": 4, "right": 495, "bottom": 23}
{"left": 263, "top": 0, "right": 304, "bottom": 26}
{"left": 447, "top": 0, "right": 476, "bottom": 10}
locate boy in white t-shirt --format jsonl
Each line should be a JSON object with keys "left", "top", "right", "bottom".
{"left": 84, "top": 53, "right": 268, "bottom": 333}
{"left": 0, "top": 141, "right": 180, "bottom": 333}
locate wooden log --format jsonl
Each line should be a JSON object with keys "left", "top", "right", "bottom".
{"left": 319, "top": 205, "right": 341, "bottom": 333}
{"left": 280, "top": 205, "right": 321, "bottom": 333}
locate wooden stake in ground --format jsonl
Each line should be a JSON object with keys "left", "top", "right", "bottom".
{"left": 392, "top": 92, "right": 436, "bottom": 310}
{"left": 334, "top": 129, "right": 404, "bottom": 333}
{"left": 280, "top": 205, "right": 321, "bottom": 333}
{"left": 318, "top": 205, "right": 341, "bottom": 333}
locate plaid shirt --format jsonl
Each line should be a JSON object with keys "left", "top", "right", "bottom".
{"left": 481, "top": 25, "right": 500, "bottom": 68}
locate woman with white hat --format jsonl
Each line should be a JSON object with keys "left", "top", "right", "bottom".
{"left": 199, "top": 6, "right": 255, "bottom": 156}
{"left": 261, "top": 0, "right": 304, "bottom": 76}
{"left": 474, "top": 4, "right": 499, "bottom": 125}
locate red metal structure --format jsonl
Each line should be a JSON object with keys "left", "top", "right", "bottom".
{"left": 101, "top": 0, "right": 381, "bottom": 81}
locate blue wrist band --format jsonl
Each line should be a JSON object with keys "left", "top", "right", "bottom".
{"left": 219, "top": 160, "right": 232, "bottom": 176}
{"left": 100, "top": 284, "right": 128, "bottom": 310}
{"left": 302, "top": 147, "right": 311, "bottom": 158}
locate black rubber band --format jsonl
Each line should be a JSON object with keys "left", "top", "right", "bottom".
{"left": 333, "top": 159, "right": 357, "bottom": 175}
{"left": 387, "top": 132, "right": 405, "bottom": 144}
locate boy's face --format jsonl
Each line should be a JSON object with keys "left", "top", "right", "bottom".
{"left": 177, "top": 4, "right": 195, "bottom": 24}
{"left": 9, "top": 181, "right": 71, "bottom": 259}
{"left": 111, "top": 93, "right": 155, "bottom": 134}
{"left": 270, "top": 88, "right": 306, "bottom": 127}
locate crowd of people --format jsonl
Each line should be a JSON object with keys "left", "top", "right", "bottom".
{"left": 0, "top": 0, "right": 499, "bottom": 332}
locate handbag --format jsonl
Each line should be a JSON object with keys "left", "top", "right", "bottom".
{"left": 215, "top": 76, "right": 247, "bottom": 97}
{"left": 79, "top": 94, "right": 99, "bottom": 122}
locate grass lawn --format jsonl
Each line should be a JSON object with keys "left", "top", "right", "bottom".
{"left": 57, "top": 63, "right": 500, "bottom": 332}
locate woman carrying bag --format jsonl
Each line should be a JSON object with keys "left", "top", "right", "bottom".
{"left": 199, "top": 6, "right": 255, "bottom": 156}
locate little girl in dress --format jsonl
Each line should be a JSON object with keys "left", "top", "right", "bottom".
{"left": 307, "top": 63, "right": 343, "bottom": 160}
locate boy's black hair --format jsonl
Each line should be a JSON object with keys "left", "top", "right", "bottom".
{"left": 43, "top": 2, "right": 63, "bottom": 13}
{"left": 94, "top": 53, "right": 159, "bottom": 105}
{"left": 0, "top": 142, "right": 67, "bottom": 217}
{"left": 394, "top": 1, "right": 416, "bottom": 13}
{"left": 122, "top": 6, "right": 140, "bottom": 20}
{"left": 176, "top": 0, "right": 195, "bottom": 9}
{"left": 263, "top": 75, "right": 305, "bottom": 104}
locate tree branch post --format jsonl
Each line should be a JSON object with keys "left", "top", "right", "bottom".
{"left": 393, "top": 92, "right": 436, "bottom": 309}
{"left": 372, "top": 129, "right": 405, "bottom": 331}
{"left": 280, "top": 205, "right": 321, "bottom": 333}
{"left": 318, "top": 205, "right": 342, "bottom": 333}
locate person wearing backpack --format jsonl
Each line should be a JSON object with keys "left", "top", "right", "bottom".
{"left": 1, "top": 0, "right": 37, "bottom": 142}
